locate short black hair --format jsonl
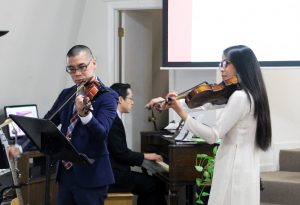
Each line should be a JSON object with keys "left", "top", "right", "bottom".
{"left": 110, "top": 83, "right": 131, "bottom": 99}
{"left": 67, "top": 45, "right": 94, "bottom": 59}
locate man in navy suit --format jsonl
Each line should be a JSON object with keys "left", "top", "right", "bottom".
{"left": 43, "top": 45, "right": 118, "bottom": 205}
{"left": 108, "top": 83, "right": 166, "bottom": 205}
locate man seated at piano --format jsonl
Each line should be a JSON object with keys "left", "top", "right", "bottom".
{"left": 108, "top": 83, "right": 167, "bottom": 205}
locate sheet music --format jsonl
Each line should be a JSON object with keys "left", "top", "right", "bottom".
{"left": 174, "top": 127, "right": 207, "bottom": 143}
{"left": 174, "top": 128, "right": 190, "bottom": 141}
{"left": 164, "top": 121, "right": 180, "bottom": 131}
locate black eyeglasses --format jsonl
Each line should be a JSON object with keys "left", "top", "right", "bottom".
{"left": 126, "top": 97, "right": 134, "bottom": 101}
{"left": 219, "top": 60, "right": 231, "bottom": 69}
{"left": 66, "top": 59, "right": 92, "bottom": 74}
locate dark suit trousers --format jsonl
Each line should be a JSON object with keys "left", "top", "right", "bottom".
{"left": 57, "top": 167, "right": 109, "bottom": 205}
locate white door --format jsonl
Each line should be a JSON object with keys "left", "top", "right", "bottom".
{"left": 121, "top": 10, "right": 155, "bottom": 151}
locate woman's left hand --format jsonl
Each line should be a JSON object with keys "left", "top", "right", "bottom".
{"left": 165, "top": 91, "right": 188, "bottom": 121}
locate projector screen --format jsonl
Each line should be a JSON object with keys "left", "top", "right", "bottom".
{"left": 163, "top": 0, "right": 300, "bottom": 68}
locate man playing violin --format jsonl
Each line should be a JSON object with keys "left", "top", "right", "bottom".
{"left": 147, "top": 45, "right": 272, "bottom": 205}
{"left": 43, "top": 45, "right": 118, "bottom": 205}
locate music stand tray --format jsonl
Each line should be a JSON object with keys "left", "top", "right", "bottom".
{"left": 9, "top": 114, "right": 94, "bottom": 205}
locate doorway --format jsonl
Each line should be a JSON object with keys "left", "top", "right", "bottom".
{"left": 118, "top": 10, "right": 168, "bottom": 151}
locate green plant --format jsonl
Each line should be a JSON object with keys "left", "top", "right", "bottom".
{"left": 195, "top": 146, "right": 218, "bottom": 204}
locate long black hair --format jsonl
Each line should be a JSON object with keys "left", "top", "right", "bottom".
{"left": 223, "top": 45, "right": 271, "bottom": 151}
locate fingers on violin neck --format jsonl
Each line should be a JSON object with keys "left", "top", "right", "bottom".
{"left": 166, "top": 97, "right": 174, "bottom": 104}
{"left": 145, "top": 103, "right": 153, "bottom": 110}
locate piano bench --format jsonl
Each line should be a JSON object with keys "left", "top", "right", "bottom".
{"left": 104, "top": 192, "right": 134, "bottom": 205}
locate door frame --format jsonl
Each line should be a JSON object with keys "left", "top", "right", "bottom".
{"left": 106, "top": 0, "right": 162, "bottom": 83}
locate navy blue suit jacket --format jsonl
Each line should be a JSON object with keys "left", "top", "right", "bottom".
{"left": 44, "top": 81, "right": 118, "bottom": 188}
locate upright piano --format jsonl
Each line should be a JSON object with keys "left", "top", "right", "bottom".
{"left": 141, "top": 131, "right": 215, "bottom": 205}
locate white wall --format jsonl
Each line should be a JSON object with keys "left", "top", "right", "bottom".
{"left": 76, "top": 0, "right": 112, "bottom": 85}
{"left": 261, "top": 69, "right": 300, "bottom": 171}
{"left": 0, "top": 0, "right": 86, "bottom": 116}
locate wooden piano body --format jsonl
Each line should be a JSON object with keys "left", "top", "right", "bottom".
{"left": 141, "top": 131, "right": 215, "bottom": 205}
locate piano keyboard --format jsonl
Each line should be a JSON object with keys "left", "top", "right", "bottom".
{"left": 0, "top": 169, "right": 10, "bottom": 176}
{"left": 156, "top": 160, "right": 169, "bottom": 172}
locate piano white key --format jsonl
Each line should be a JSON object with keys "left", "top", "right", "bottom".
{"left": 0, "top": 169, "right": 10, "bottom": 176}
{"left": 156, "top": 160, "right": 169, "bottom": 172}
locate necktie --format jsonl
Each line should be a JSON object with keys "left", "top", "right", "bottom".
{"left": 62, "top": 108, "right": 78, "bottom": 169}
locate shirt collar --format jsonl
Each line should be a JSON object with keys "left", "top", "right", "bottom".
{"left": 117, "top": 109, "right": 122, "bottom": 119}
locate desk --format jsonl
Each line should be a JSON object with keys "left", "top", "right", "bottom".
{"left": 18, "top": 151, "right": 57, "bottom": 205}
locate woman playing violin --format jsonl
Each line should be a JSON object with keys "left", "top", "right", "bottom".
{"left": 147, "top": 45, "right": 271, "bottom": 205}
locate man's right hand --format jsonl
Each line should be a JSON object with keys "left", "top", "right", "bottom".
{"left": 144, "top": 153, "right": 163, "bottom": 161}
{"left": 7, "top": 145, "right": 22, "bottom": 159}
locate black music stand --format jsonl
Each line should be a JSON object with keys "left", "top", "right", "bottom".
{"left": 9, "top": 114, "right": 94, "bottom": 205}
{"left": 0, "top": 31, "right": 9, "bottom": 37}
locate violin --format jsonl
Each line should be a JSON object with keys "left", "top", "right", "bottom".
{"left": 81, "top": 78, "right": 102, "bottom": 115}
{"left": 47, "top": 77, "right": 104, "bottom": 120}
{"left": 83, "top": 79, "right": 101, "bottom": 100}
{"left": 178, "top": 76, "right": 239, "bottom": 109}
{"left": 148, "top": 76, "right": 239, "bottom": 110}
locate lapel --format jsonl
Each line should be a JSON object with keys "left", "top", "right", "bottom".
{"left": 115, "top": 115, "right": 125, "bottom": 135}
